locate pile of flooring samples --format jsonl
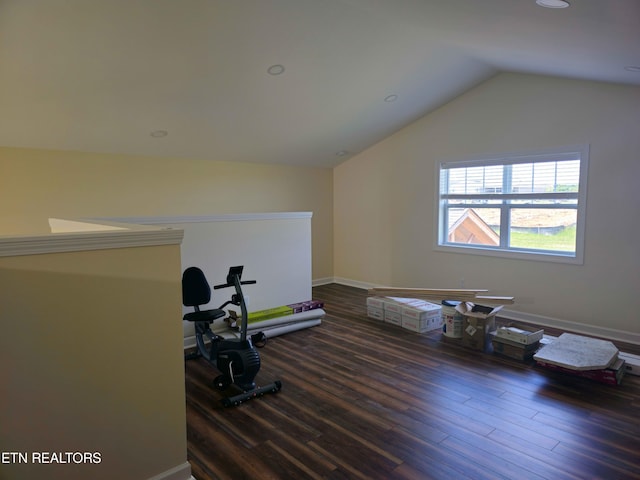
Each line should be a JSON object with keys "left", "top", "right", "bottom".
{"left": 534, "top": 333, "right": 625, "bottom": 385}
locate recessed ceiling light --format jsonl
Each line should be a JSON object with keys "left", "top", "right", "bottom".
{"left": 536, "top": 0, "right": 570, "bottom": 8}
{"left": 624, "top": 66, "right": 640, "bottom": 72}
{"left": 150, "top": 130, "right": 168, "bottom": 138}
{"left": 335, "top": 150, "right": 349, "bottom": 157}
{"left": 384, "top": 94, "right": 398, "bottom": 102}
{"left": 267, "top": 64, "right": 285, "bottom": 75}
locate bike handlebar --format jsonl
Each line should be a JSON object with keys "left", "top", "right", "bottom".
{"left": 213, "top": 279, "right": 256, "bottom": 289}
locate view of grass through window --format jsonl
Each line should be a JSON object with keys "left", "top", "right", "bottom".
{"left": 510, "top": 225, "right": 576, "bottom": 251}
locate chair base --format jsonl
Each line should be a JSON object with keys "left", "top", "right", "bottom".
{"left": 221, "top": 381, "right": 282, "bottom": 408}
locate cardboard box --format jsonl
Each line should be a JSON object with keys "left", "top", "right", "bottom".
{"left": 457, "top": 302, "right": 500, "bottom": 351}
{"left": 384, "top": 310, "right": 402, "bottom": 326}
{"left": 492, "top": 337, "right": 540, "bottom": 361}
{"left": 288, "top": 300, "right": 324, "bottom": 313}
{"left": 288, "top": 302, "right": 310, "bottom": 314}
{"left": 402, "top": 314, "right": 443, "bottom": 333}
{"left": 496, "top": 324, "right": 543, "bottom": 345}
{"left": 463, "top": 318, "right": 496, "bottom": 351}
{"left": 383, "top": 297, "right": 427, "bottom": 314}
{"left": 401, "top": 302, "right": 441, "bottom": 320}
{"left": 367, "top": 306, "right": 384, "bottom": 321}
{"left": 455, "top": 302, "right": 503, "bottom": 319}
{"left": 307, "top": 300, "right": 324, "bottom": 310}
{"left": 401, "top": 302, "right": 442, "bottom": 333}
{"left": 366, "top": 296, "right": 387, "bottom": 309}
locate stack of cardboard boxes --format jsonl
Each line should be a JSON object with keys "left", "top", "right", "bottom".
{"left": 492, "top": 324, "right": 544, "bottom": 360}
{"left": 366, "top": 296, "right": 442, "bottom": 333}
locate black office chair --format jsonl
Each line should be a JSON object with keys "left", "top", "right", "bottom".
{"left": 182, "top": 266, "right": 227, "bottom": 323}
{"left": 182, "top": 267, "right": 227, "bottom": 361}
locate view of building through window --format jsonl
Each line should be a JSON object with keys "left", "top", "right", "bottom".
{"left": 438, "top": 151, "right": 586, "bottom": 261}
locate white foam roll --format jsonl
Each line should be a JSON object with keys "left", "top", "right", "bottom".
{"left": 258, "top": 319, "right": 322, "bottom": 338}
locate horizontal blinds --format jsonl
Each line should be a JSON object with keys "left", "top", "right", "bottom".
{"left": 441, "top": 160, "right": 581, "bottom": 196}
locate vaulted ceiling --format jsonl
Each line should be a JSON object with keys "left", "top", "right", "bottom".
{"left": 1, "top": 0, "right": 638, "bottom": 167}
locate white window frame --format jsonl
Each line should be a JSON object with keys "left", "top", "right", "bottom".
{"left": 435, "top": 145, "right": 589, "bottom": 264}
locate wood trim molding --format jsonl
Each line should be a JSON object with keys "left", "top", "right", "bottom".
{"left": 97, "top": 212, "right": 313, "bottom": 225}
{"left": 0, "top": 227, "right": 184, "bottom": 258}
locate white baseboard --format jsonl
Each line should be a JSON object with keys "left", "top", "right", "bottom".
{"left": 147, "top": 462, "right": 192, "bottom": 480}
{"left": 328, "top": 277, "right": 384, "bottom": 290}
{"left": 499, "top": 309, "right": 640, "bottom": 346}
{"left": 324, "top": 277, "right": 640, "bottom": 346}
{"left": 184, "top": 335, "right": 196, "bottom": 350}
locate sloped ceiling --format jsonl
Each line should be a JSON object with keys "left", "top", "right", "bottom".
{"left": 0, "top": 0, "right": 638, "bottom": 167}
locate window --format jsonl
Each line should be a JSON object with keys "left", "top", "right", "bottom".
{"left": 436, "top": 145, "right": 589, "bottom": 263}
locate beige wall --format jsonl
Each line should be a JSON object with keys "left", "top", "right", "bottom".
{"left": 3, "top": 73, "right": 639, "bottom": 336}
{"left": 334, "top": 73, "right": 640, "bottom": 335}
{"left": 0, "top": 147, "right": 333, "bottom": 281}
{"left": 0, "top": 244, "right": 186, "bottom": 480}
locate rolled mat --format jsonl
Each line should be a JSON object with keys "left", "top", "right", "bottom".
{"left": 245, "top": 309, "right": 325, "bottom": 330}
{"left": 195, "top": 309, "right": 325, "bottom": 342}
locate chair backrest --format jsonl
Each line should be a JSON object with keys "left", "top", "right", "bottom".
{"left": 182, "top": 267, "right": 212, "bottom": 307}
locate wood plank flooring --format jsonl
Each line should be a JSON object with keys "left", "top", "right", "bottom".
{"left": 185, "top": 283, "right": 640, "bottom": 480}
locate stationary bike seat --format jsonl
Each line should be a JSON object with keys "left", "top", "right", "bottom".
{"left": 183, "top": 309, "right": 226, "bottom": 323}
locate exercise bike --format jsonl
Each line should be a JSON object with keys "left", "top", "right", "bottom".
{"left": 182, "top": 265, "right": 282, "bottom": 407}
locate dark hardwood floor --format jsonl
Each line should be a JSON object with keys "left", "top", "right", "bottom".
{"left": 185, "top": 283, "right": 640, "bottom": 480}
